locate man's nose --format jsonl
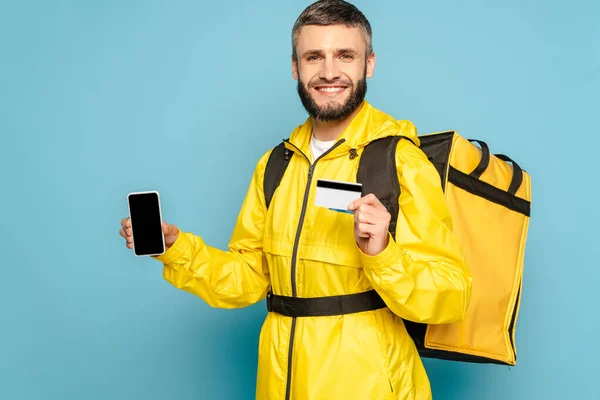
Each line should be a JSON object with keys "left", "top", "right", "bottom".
{"left": 318, "top": 57, "right": 341, "bottom": 81}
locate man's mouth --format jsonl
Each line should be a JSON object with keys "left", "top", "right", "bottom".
{"left": 313, "top": 86, "right": 347, "bottom": 95}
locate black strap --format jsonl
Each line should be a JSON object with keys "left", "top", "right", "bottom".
{"left": 261, "top": 136, "right": 399, "bottom": 319}
{"left": 266, "top": 289, "right": 387, "bottom": 317}
{"left": 494, "top": 154, "right": 524, "bottom": 195}
{"left": 357, "top": 136, "right": 406, "bottom": 239}
{"left": 467, "top": 139, "right": 490, "bottom": 179}
{"left": 263, "top": 141, "right": 293, "bottom": 209}
{"left": 448, "top": 166, "right": 530, "bottom": 216}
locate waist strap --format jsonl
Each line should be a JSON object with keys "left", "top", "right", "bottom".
{"left": 266, "top": 289, "right": 387, "bottom": 317}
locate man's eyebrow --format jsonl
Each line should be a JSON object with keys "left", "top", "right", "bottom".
{"left": 301, "top": 49, "right": 325, "bottom": 58}
{"left": 336, "top": 48, "right": 358, "bottom": 55}
{"left": 300, "top": 48, "right": 359, "bottom": 58}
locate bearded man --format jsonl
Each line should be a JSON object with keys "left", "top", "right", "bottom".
{"left": 120, "top": 1, "right": 472, "bottom": 399}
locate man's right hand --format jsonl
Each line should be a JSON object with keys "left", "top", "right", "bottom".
{"left": 120, "top": 217, "right": 180, "bottom": 251}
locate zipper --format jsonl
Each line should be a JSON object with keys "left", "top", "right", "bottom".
{"left": 282, "top": 138, "right": 346, "bottom": 400}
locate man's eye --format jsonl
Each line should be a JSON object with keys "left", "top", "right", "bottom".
{"left": 307, "top": 56, "right": 320, "bottom": 61}
{"left": 340, "top": 54, "right": 354, "bottom": 60}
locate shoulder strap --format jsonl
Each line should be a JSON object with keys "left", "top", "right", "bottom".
{"left": 263, "top": 141, "right": 293, "bottom": 209}
{"left": 264, "top": 135, "right": 409, "bottom": 224}
{"left": 357, "top": 136, "right": 407, "bottom": 240}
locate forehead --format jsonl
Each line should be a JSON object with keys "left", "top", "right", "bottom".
{"left": 295, "top": 24, "right": 366, "bottom": 53}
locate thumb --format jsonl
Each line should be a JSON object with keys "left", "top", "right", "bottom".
{"left": 347, "top": 199, "right": 359, "bottom": 211}
{"left": 162, "top": 221, "right": 177, "bottom": 235}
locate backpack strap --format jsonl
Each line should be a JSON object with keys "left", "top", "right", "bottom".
{"left": 494, "top": 154, "right": 524, "bottom": 195}
{"left": 467, "top": 139, "right": 490, "bottom": 179}
{"left": 357, "top": 135, "right": 440, "bottom": 354}
{"left": 263, "top": 141, "right": 293, "bottom": 209}
{"left": 264, "top": 135, "right": 411, "bottom": 229}
{"left": 357, "top": 136, "right": 409, "bottom": 240}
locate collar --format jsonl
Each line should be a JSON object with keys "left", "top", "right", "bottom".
{"left": 286, "top": 100, "right": 419, "bottom": 159}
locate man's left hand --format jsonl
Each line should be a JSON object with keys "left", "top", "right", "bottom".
{"left": 347, "top": 193, "right": 391, "bottom": 256}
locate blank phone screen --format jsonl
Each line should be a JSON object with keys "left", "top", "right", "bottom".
{"left": 128, "top": 192, "right": 165, "bottom": 256}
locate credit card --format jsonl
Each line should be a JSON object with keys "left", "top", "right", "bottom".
{"left": 315, "top": 179, "right": 363, "bottom": 213}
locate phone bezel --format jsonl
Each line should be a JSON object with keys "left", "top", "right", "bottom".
{"left": 127, "top": 190, "right": 166, "bottom": 257}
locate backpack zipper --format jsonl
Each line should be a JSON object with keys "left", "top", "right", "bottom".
{"left": 281, "top": 138, "right": 346, "bottom": 400}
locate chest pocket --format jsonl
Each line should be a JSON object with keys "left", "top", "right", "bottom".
{"left": 262, "top": 141, "right": 367, "bottom": 268}
{"left": 297, "top": 203, "right": 364, "bottom": 269}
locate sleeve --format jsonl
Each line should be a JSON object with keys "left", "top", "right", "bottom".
{"left": 359, "top": 140, "right": 472, "bottom": 324}
{"left": 152, "top": 151, "right": 272, "bottom": 309}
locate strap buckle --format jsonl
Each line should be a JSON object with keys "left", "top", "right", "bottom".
{"left": 266, "top": 291, "right": 273, "bottom": 312}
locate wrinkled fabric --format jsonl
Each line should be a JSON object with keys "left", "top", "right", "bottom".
{"left": 154, "top": 101, "right": 472, "bottom": 400}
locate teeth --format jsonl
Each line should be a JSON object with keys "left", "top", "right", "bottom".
{"left": 318, "top": 87, "right": 344, "bottom": 93}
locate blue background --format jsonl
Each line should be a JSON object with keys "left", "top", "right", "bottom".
{"left": 1, "top": 0, "right": 598, "bottom": 399}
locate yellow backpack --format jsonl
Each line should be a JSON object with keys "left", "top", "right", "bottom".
{"left": 263, "top": 130, "right": 532, "bottom": 366}
{"left": 410, "top": 131, "right": 531, "bottom": 365}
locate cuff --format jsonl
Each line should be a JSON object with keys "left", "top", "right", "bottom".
{"left": 359, "top": 232, "right": 399, "bottom": 271}
{"left": 153, "top": 228, "right": 191, "bottom": 264}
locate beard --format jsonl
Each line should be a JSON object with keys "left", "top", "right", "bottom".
{"left": 297, "top": 69, "right": 367, "bottom": 123}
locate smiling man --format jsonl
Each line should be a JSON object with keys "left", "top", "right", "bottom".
{"left": 294, "top": 25, "right": 368, "bottom": 126}
{"left": 120, "top": 1, "right": 471, "bottom": 399}
{"left": 293, "top": 8, "right": 372, "bottom": 143}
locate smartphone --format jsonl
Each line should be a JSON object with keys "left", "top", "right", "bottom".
{"left": 127, "top": 190, "right": 165, "bottom": 257}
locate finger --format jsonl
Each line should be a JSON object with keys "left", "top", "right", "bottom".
{"left": 162, "top": 221, "right": 177, "bottom": 235}
{"left": 349, "top": 201, "right": 366, "bottom": 212}
{"left": 356, "top": 222, "right": 377, "bottom": 238}
{"left": 121, "top": 217, "right": 131, "bottom": 228}
{"left": 355, "top": 209, "right": 377, "bottom": 225}
{"left": 356, "top": 203, "right": 388, "bottom": 222}
{"left": 352, "top": 193, "right": 378, "bottom": 207}
{"left": 362, "top": 193, "right": 387, "bottom": 211}
{"left": 348, "top": 193, "right": 385, "bottom": 211}
{"left": 348, "top": 195, "right": 368, "bottom": 211}
{"left": 348, "top": 195, "right": 369, "bottom": 211}
{"left": 120, "top": 227, "right": 132, "bottom": 238}
{"left": 363, "top": 202, "right": 391, "bottom": 220}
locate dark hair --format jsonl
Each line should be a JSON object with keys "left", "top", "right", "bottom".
{"left": 291, "top": 0, "right": 373, "bottom": 60}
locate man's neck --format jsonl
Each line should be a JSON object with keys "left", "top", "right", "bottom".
{"left": 312, "top": 102, "right": 364, "bottom": 142}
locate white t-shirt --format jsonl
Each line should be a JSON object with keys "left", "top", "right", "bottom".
{"left": 310, "top": 134, "right": 336, "bottom": 162}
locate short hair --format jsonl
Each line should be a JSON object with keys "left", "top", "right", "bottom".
{"left": 291, "top": 0, "right": 373, "bottom": 60}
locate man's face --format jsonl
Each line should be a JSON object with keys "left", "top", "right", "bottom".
{"left": 292, "top": 24, "right": 376, "bottom": 123}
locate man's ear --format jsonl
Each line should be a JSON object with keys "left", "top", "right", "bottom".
{"left": 366, "top": 52, "right": 376, "bottom": 78}
{"left": 292, "top": 55, "right": 299, "bottom": 81}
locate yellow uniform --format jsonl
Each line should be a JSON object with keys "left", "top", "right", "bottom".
{"left": 155, "top": 101, "right": 472, "bottom": 399}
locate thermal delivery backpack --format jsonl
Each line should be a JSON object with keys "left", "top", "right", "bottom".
{"left": 399, "top": 131, "right": 531, "bottom": 366}
{"left": 263, "top": 129, "right": 532, "bottom": 366}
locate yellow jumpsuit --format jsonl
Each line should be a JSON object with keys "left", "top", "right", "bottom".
{"left": 155, "top": 101, "right": 472, "bottom": 399}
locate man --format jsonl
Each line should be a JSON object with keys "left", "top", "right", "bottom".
{"left": 120, "top": 1, "right": 472, "bottom": 399}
